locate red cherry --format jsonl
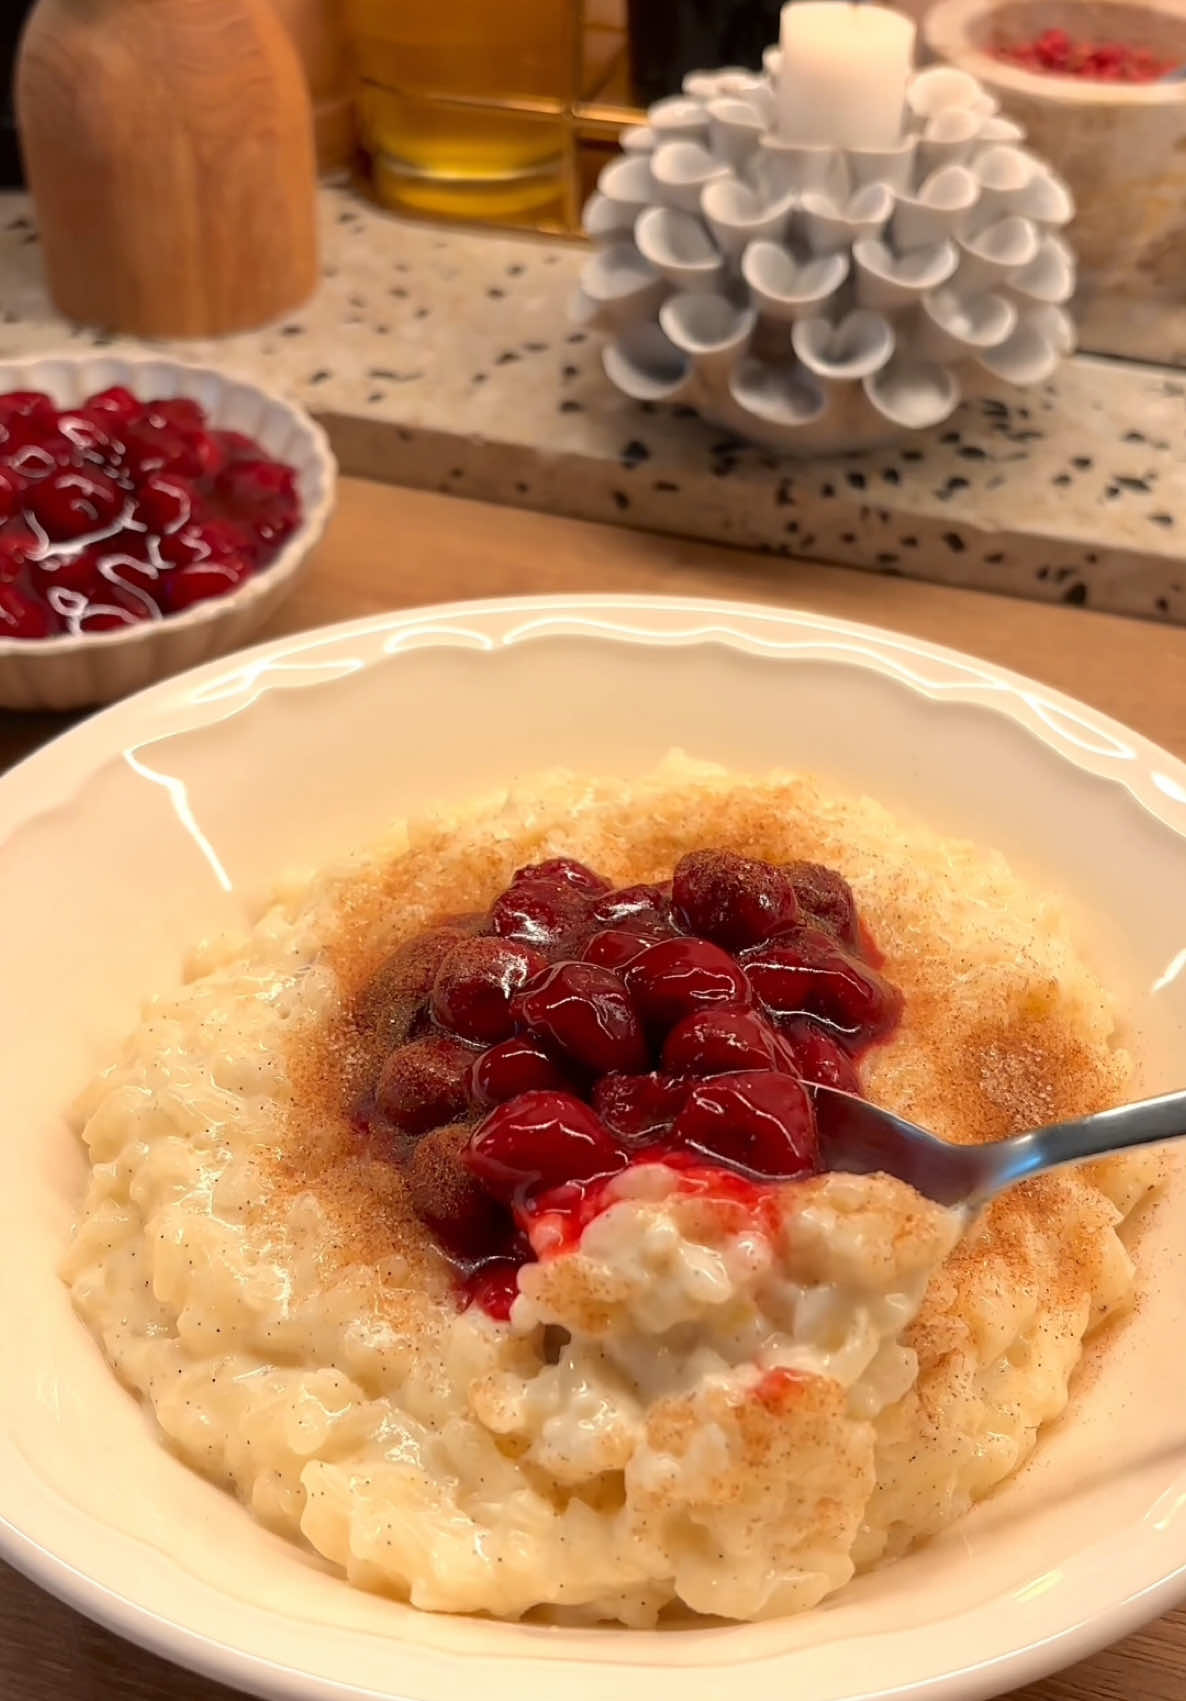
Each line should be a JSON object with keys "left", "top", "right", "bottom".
{"left": 56, "top": 410, "right": 122, "bottom": 467}
{"left": 215, "top": 457, "right": 299, "bottom": 552}
{"left": 593, "top": 1071, "right": 692, "bottom": 1141}
{"left": 406, "top": 1124, "right": 513, "bottom": 1263}
{"left": 216, "top": 455, "right": 296, "bottom": 510}
{"left": 187, "top": 429, "right": 225, "bottom": 479}
{"left": 85, "top": 386, "right": 143, "bottom": 424}
{"left": 163, "top": 556, "right": 251, "bottom": 611}
{"left": 661, "top": 1006, "right": 799, "bottom": 1077}
{"left": 0, "top": 581, "right": 58, "bottom": 639}
{"left": 34, "top": 547, "right": 104, "bottom": 597}
{"left": 589, "top": 882, "right": 673, "bottom": 929}
{"left": 95, "top": 547, "right": 163, "bottom": 601}
{"left": 39, "top": 584, "right": 87, "bottom": 628}
{"left": 103, "top": 523, "right": 157, "bottom": 561}
{"left": 582, "top": 926, "right": 663, "bottom": 971}
{"left": 467, "top": 1036, "right": 569, "bottom": 1108}
{"left": 490, "top": 876, "right": 592, "bottom": 950}
{"left": 123, "top": 422, "right": 205, "bottom": 481}
{"left": 354, "top": 923, "right": 482, "bottom": 1050}
{"left": 133, "top": 402, "right": 223, "bottom": 476}
{"left": 1037, "top": 26, "right": 1070, "bottom": 61}
{"left": 0, "top": 390, "right": 55, "bottom": 426}
{"left": 214, "top": 428, "right": 261, "bottom": 462}
{"left": 785, "top": 861, "right": 858, "bottom": 948}
{"left": 0, "top": 466, "right": 23, "bottom": 520}
{"left": 144, "top": 397, "right": 207, "bottom": 433}
{"left": 465, "top": 1263, "right": 523, "bottom": 1320}
{"left": 5, "top": 436, "right": 73, "bottom": 484}
{"left": 742, "top": 927, "right": 901, "bottom": 1041}
{"left": 75, "top": 608, "right": 145, "bottom": 633}
{"left": 255, "top": 514, "right": 299, "bottom": 556}
{"left": 0, "top": 528, "right": 37, "bottom": 582}
{"left": 0, "top": 391, "right": 55, "bottom": 451}
{"left": 160, "top": 516, "right": 257, "bottom": 567}
{"left": 136, "top": 472, "right": 200, "bottom": 535}
{"left": 672, "top": 849, "right": 799, "bottom": 949}
{"left": 671, "top": 1070, "right": 819, "bottom": 1179}
{"left": 779, "top": 1019, "right": 862, "bottom": 1095}
{"left": 513, "top": 960, "right": 648, "bottom": 1074}
{"left": 430, "top": 936, "right": 547, "bottom": 1044}
{"left": 375, "top": 1035, "right": 476, "bottom": 1135}
{"left": 740, "top": 928, "right": 831, "bottom": 1017}
{"left": 510, "top": 857, "right": 610, "bottom": 897}
{"left": 28, "top": 468, "right": 124, "bottom": 541}
{"left": 465, "top": 1091, "right": 626, "bottom": 1203}
{"left": 75, "top": 581, "right": 159, "bottom": 631}
{"left": 625, "top": 937, "right": 752, "bottom": 1032}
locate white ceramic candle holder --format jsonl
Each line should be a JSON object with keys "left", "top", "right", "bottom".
{"left": 576, "top": 57, "right": 1076, "bottom": 453}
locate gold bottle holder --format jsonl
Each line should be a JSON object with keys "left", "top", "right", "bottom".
{"left": 346, "top": 0, "right": 639, "bottom": 234}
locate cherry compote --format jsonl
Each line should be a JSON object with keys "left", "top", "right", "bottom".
{"left": 0, "top": 386, "right": 301, "bottom": 639}
{"left": 351, "top": 848, "right": 901, "bottom": 1317}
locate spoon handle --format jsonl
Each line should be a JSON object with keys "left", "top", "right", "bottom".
{"left": 982, "top": 1089, "right": 1186, "bottom": 1200}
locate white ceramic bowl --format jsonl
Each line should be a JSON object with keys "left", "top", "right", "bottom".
{"left": 0, "top": 594, "right": 1184, "bottom": 1701}
{"left": 0, "top": 353, "right": 337, "bottom": 712}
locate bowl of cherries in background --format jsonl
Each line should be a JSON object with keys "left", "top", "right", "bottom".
{"left": 0, "top": 355, "right": 336, "bottom": 711}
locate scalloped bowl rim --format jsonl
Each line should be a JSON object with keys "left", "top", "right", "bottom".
{"left": 1, "top": 593, "right": 1185, "bottom": 1701}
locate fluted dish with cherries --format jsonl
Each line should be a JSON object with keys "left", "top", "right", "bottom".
{"left": 0, "top": 354, "right": 335, "bottom": 711}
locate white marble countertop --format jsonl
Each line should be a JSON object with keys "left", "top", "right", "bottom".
{"left": 1, "top": 185, "right": 1183, "bottom": 623}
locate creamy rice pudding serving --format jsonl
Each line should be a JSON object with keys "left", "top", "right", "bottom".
{"left": 64, "top": 758, "right": 1157, "bottom": 1625}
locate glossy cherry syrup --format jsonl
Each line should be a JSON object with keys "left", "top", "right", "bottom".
{"left": 351, "top": 849, "right": 902, "bottom": 1316}
{"left": 0, "top": 387, "right": 301, "bottom": 639}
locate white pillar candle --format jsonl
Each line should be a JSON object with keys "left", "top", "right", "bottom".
{"left": 777, "top": 2, "right": 916, "bottom": 150}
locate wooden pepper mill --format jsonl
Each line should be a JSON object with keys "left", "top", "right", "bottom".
{"left": 268, "top": 0, "right": 356, "bottom": 177}
{"left": 16, "top": 0, "right": 319, "bottom": 338}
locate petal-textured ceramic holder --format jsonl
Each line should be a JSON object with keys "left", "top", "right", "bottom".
{"left": 577, "top": 59, "right": 1075, "bottom": 453}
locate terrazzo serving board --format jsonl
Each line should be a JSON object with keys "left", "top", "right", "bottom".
{"left": 0, "top": 185, "right": 1183, "bottom": 623}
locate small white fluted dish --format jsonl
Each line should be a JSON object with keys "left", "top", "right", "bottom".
{"left": 580, "top": 57, "right": 1077, "bottom": 452}
{"left": 0, "top": 594, "right": 1185, "bottom": 1701}
{"left": 0, "top": 354, "right": 336, "bottom": 713}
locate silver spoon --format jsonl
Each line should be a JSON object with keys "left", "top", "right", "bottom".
{"left": 810, "top": 1085, "right": 1186, "bottom": 1211}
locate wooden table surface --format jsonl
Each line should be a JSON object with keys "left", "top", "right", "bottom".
{"left": 3, "top": 477, "right": 1186, "bottom": 1700}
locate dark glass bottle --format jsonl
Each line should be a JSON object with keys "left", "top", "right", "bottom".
{"left": 627, "top": 0, "right": 784, "bottom": 104}
{"left": 2, "top": 1, "right": 37, "bottom": 185}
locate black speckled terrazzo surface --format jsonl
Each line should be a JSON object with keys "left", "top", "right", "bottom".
{"left": 1, "top": 187, "right": 1184, "bottom": 623}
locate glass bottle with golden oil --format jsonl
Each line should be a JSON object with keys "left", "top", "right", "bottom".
{"left": 345, "top": 0, "right": 578, "bottom": 221}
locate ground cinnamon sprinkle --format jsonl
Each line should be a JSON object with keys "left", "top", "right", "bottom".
{"left": 271, "top": 766, "right": 1135, "bottom": 1326}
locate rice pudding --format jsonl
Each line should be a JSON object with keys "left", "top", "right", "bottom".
{"left": 63, "top": 756, "right": 1157, "bottom": 1624}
